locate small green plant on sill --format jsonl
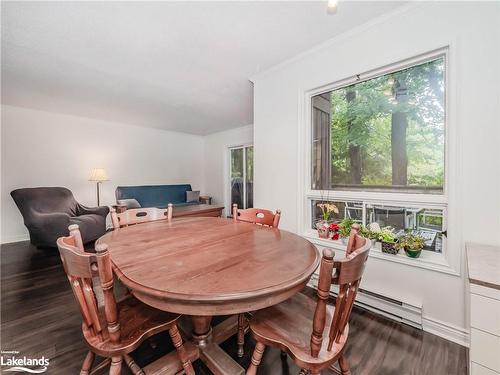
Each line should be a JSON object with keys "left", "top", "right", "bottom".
{"left": 339, "top": 217, "right": 356, "bottom": 238}
{"left": 360, "top": 226, "right": 379, "bottom": 240}
{"left": 378, "top": 227, "right": 399, "bottom": 255}
{"left": 395, "top": 233, "right": 425, "bottom": 258}
{"left": 395, "top": 233, "right": 424, "bottom": 250}
{"left": 378, "top": 227, "right": 397, "bottom": 243}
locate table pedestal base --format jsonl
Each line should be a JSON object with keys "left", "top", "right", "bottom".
{"left": 200, "top": 342, "right": 245, "bottom": 375}
{"left": 191, "top": 315, "right": 213, "bottom": 347}
{"left": 143, "top": 315, "right": 245, "bottom": 375}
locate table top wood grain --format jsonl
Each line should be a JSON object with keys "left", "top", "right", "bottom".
{"left": 98, "top": 217, "right": 319, "bottom": 315}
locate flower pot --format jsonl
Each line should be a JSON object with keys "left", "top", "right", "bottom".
{"left": 404, "top": 248, "right": 422, "bottom": 258}
{"left": 370, "top": 238, "right": 377, "bottom": 247}
{"left": 316, "top": 221, "right": 330, "bottom": 239}
{"left": 381, "top": 241, "right": 398, "bottom": 255}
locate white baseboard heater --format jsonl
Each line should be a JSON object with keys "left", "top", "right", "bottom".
{"left": 307, "top": 275, "right": 423, "bottom": 329}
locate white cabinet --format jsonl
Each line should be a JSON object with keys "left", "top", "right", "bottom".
{"left": 470, "top": 328, "right": 500, "bottom": 373}
{"left": 469, "top": 283, "right": 500, "bottom": 375}
{"left": 467, "top": 243, "right": 500, "bottom": 375}
{"left": 471, "top": 293, "right": 500, "bottom": 336}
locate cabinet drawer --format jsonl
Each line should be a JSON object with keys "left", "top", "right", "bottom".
{"left": 471, "top": 284, "right": 500, "bottom": 301}
{"left": 471, "top": 293, "right": 500, "bottom": 336}
{"left": 471, "top": 362, "right": 499, "bottom": 375}
{"left": 471, "top": 329, "right": 500, "bottom": 372}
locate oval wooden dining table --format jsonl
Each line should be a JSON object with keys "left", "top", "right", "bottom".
{"left": 98, "top": 216, "right": 319, "bottom": 375}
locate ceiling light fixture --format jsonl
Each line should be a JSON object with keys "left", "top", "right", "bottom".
{"left": 327, "top": 0, "right": 339, "bottom": 14}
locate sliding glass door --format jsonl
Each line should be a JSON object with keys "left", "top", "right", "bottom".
{"left": 230, "top": 145, "right": 253, "bottom": 210}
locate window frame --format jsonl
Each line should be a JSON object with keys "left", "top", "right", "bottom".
{"left": 298, "top": 47, "right": 460, "bottom": 275}
{"left": 310, "top": 49, "right": 448, "bottom": 196}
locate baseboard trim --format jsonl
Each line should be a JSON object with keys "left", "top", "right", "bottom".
{"left": 422, "top": 315, "right": 469, "bottom": 347}
{"left": 1, "top": 235, "right": 30, "bottom": 245}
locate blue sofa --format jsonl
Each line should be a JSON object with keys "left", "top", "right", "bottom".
{"left": 115, "top": 184, "right": 200, "bottom": 208}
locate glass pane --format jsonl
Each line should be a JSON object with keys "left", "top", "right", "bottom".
{"left": 311, "top": 57, "right": 445, "bottom": 193}
{"left": 311, "top": 200, "right": 363, "bottom": 230}
{"left": 312, "top": 95, "right": 331, "bottom": 190}
{"left": 366, "top": 204, "right": 444, "bottom": 253}
{"left": 245, "top": 146, "right": 254, "bottom": 209}
{"left": 231, "top": 148, "right": 244, "bottom": 209}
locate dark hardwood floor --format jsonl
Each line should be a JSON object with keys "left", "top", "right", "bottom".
{"left": 1, "top": 241, "right": 468, "bottom": 374}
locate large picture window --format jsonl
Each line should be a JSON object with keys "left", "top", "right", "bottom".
{"left": 308, "top": 51, "right": 447, "bottom": 256}
{"left": 312, "top": 57, "right": 445, "bottom": 193}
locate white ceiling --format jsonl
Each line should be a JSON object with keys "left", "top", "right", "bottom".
{"left": 1, "top": 1, "right": 406, "bottom": 135}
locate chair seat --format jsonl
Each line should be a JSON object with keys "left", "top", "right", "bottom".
{"left": 250, "top": 292, "right": 348, "bottom": 368}
{"left": 83, "top": 296, "right": 180, "bottom": 357}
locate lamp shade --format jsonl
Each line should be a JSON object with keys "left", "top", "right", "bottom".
{"left": 89, "top": 168, "right": 109, "bottom": 182}
{"left": 327, "top": 0, "right": 338, "bottom": 13}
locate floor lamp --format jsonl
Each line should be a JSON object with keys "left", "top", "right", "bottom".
{"left": 89, "top": 168, "right": 108, "bottom": 206}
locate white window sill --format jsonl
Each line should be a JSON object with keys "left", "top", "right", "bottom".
{"left": 302, "top": 230, "right": 459, "bottom": 276}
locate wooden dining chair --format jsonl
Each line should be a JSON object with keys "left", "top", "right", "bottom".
{"left": 246, "top": 224, "right": 371, "bottom": 375}
{"left": 232, "top": 203, "right": 281, "bottom": 228}
{"left": 110, "top": 203, "right": 173, "bottom": 229}
{"left": 57, "top": 224, "right": 194, "bottom": 375}
{"left": 232, "top": 203, "right": 282, "bottom": 358}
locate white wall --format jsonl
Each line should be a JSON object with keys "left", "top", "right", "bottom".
{"left": 203, "top": 124, "right": 253, "bottom": 215}
{"left": 1, "top": 105, "right": 205, "bottom": 243}
{"left": 253, "top": 2, "right": 500, "bottom": 343}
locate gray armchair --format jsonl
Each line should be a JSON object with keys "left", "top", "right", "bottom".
{"left": 11, "top": 187, "right": 109, "bottom": 247}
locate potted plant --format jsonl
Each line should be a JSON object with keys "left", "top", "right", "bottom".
{"left": 316, "top": 202, "right": 339, "bottom": 238}
{"left": 378, "top": 227, "right": 398, "bottom": 254}
{"left": 329, "top": 222, "right": 340, "bottom": 241}
{"left": 339, "top": 217, "right": 355, "bottom": 244}
{"left": 396, "top": 233, "right": 425, "bottom": 258}
{"left": 360, "top": 226, "right": 379, "bottom": 246}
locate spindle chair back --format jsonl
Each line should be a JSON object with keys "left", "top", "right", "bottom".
{"left": 57, "top": 224, "right": 120, "bottom": 346}
{"left": 111, "top": 203, "right": 173, "bottom": 229}
{"left": 246, "top": 224, "right": 371, "bottom": 375}
{"left": 232, "top": 203, "right": 281, "bottom": 228}
{"left": 311, "top": 224, "right": 371, "bottom": 357}
{"left": 56, "top": 224, "right": 195, "bottom": 375}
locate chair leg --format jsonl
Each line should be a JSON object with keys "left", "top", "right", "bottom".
{"left": 237, "top": 313, "right": 246, "bottom": 358}
{"left": 168, "top": 324, "right": 195, "bottom": 375}
{"left": 123, "top": 354, "right": 145, "bottom": 375}
{"left": 109, "top": 356, "right": 122, "bottom": 375}
{"left": 80, "top": 350, "right": 95, "bottom": 375}
{"left": 246, "top": 342, "right": 266, "bottom": 375}
{"left": 339, "top": 355, "right": 351, "bottom": 375}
